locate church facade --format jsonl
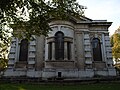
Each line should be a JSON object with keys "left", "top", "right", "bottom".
{"left": 4, "top": 16, "right": 116, "bottom": 79}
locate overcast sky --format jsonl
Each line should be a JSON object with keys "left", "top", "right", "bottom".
{"left": 79, "top": 0, "right": 120, "bottom": 35}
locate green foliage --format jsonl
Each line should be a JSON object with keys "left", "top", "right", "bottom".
{"left": 111, "top": 33, "right": 120, "bottom": 64}
{"left": 0, "top": 26, "right": 11, "bottom": 71}
{"left": 0, "top": 0, "right": 86, "bottom": 70}
{"left": 0, "top": 36, "right": 10, "bottom": 71}
{"left": 0, "top": 0, "right": 86, "bottom": 39}
{"left": 0, "top": 58, "right": 8, "bottom": 71}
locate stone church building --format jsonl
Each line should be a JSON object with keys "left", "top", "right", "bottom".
{"left": 4, "top": 16, "right": 116, "bottom": 79}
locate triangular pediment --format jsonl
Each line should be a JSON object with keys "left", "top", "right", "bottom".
{"left": 49, "top": 15, "right": 93, "bottom": 24}
{"left": 79, "top": 15, "right": 92, "bottom": 21}
{"left": 69, "top": 15, "right": 92, "bottom": 23}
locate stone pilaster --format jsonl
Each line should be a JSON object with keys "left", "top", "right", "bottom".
{"left": 36, "top": 35, "right": 45, "bottom": 70}
{"left": 28, "top": 36, "right": 36, "bottom": 70}
{"left": 75, "top": 32, "right": 85, "bottom": 69}
{"left": 84, "top": 32, "right": 92, "bottom": 69}
{"left": 104, "top": 34, "right": 114, "bottom": 68}
{"left": 102, "top": 34, "right": 107, "bottom": 62}
{"left": 4, "top": 37, "right": 17, "bottom": 76}
{"left": 8, "top": 37, "right": 17, "bottom": 69}
{"left": 64, "top": 42, "right": 68, "bottom": 60}
{"left": 51, "top": 42, "right": 55, "bottom": 60}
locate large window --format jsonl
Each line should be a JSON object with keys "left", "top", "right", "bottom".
{"left": 47, "top": 31, "right": 72, "bottom": 60}
{"left": 55, "top": 31, "right": 64, "bottom": 60}
{"left": 92, "top": 38, "right": 102, "bottom": 61}
{"left": 19, "top": 39, "right": 28, "bottom": 61}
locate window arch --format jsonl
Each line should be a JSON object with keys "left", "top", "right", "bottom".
{"left": 55, "top": 31, "right": 64, "bottom": 60}
{"left": 47, "top": 31, "right": 72, "bottom": 60}
{"left": 92, "top": 38, "right": 102, "bottom": 61}
{"left": 19, "top": 39, "right": 28, "bottom": 61}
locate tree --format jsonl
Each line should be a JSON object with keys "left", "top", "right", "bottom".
{"left": 0, "top": 0, "right": 86, "bottom": 70}
{"left": 0, "top": 26, "right": 11, "bottom": 72}
{"left": 110, "top": 30, "right": 120, "bottom": 64}
{"left": 0, "top": 0, "right": 86, "bottom": 38}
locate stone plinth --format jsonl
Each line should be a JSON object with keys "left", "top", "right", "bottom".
{"left": 45, "top": 60, "right": 75, "bottom": 69}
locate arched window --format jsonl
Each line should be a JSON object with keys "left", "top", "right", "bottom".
{"left": 19, "top": 39, "right": 28, "bottom": 61}
{"left": 55, "top": 31, "right": 64, "bottom": 60}
{"left": 92, "top": 38, "right": 102, "bottom": 61}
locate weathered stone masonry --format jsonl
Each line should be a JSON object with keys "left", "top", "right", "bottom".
{"left": 4, "top": 16, "right": 116, "bottom": 79}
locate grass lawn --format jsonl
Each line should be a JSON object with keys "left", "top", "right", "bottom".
{"left": 0, "top": 83, "right": 120, "bottom": 90}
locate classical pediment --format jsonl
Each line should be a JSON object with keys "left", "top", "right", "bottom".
{"left": 49, "top": 15, "right": 92, "bottom": 24}
{"left": 69, "top": 15, "right": 92, "bottom": 24}
{"left": 79, "top": 15, "right": 92, "bottom": 21}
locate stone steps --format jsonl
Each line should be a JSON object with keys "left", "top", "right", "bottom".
{"left": 0, "top": 76, "right": 120, "bottom": 84}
